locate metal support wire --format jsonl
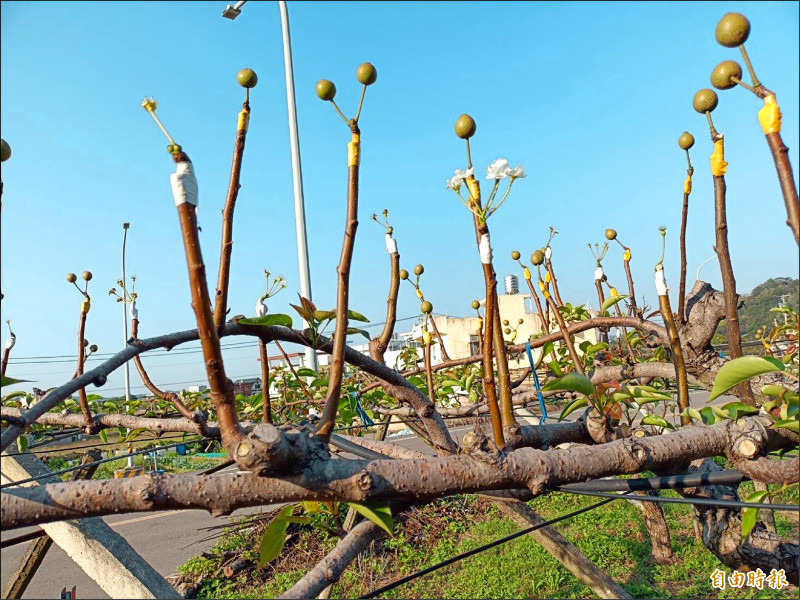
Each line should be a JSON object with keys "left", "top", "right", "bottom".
{"left": 556, "top": 487, "right": 799, "bottom": 512}
{"left": 559, "top": 469, "right": 748, "bottom": 493}
{"left": 358, "top": 496, "right": 621, "bottom": 598}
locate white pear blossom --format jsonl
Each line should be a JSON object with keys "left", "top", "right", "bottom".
{"left": 486, "top": 158, "right": 510, "bottom": 180}
{"left": 255, "top": 298, "right": 268, "bottom": 317}
{"left": 446, "top": 167, "right": 475, "bottom": 191}
{"left": 508, "top": 164, "right": 526, "bottom": 179}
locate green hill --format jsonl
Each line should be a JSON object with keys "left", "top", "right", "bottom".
{"left": 712, "top": 276, "right": 799, "bottom": 345}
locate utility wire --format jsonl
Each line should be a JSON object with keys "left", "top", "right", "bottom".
{"left": 358, "top": 496, "right": 619, "bottom": 598}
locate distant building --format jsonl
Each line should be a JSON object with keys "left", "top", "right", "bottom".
{"left": 353, "top": 289, "right": 597, "bottom": 370}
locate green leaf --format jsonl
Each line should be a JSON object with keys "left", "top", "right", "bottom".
{"left": 698, "top": 406, "right": 716, "bottom": 425}
{"left": 542, "top": 372, "right": 594, "bottom": 398}
{"left": 558, "top": 397, "right": 589, "bottom": 421}
{"left": 99, "top": 429, "right": 109, "bottom": 444}
{"left": 771, "top": 419, "right": 799, "bottom": 433}
{"left": 237, "top": 314, "right": 293, "bottom": 328}
{"left": 1, "top": 375, "right": 31, "bottom": 387}
{"left": 345, "top": 501, "right": 393, "bottom": 536}
{"left": 2, "top": 390, "right": 28, "bottom": 400}
{"left": 313, "top": 310, "right": 336, "bottom": 322}
{"left": 258, "top": 505, "right": 295, "bottom": 566}
{"left": 641, "top": 414, "right": 675, "bottom": 430}
{"left": 601, "top": 295, "right": 628, "bottom": 313}
{"left": 585, "top": 342, "right": 609, "bottom": 356}
{"left": 708, "top": 356, "right": 785, "bottom": 402}
{"left": 741, "top": 490, "right": 770, "bottom": 541}
{"left": 720, "top": 402, "right": 759, "bottom": 420}
{"left": 346, "top": 328, "right": 371, "bottom": 341}
{"left": 680, "top": 407, "right": 704, "bottom": 423}
{"left": 289, "top": 303, "right": 313, "bottom": 323}
{"left": 347, "top": 309, "right": 370, "bottom": 323}
{"left": 123, "top": 428, "right": 146, "bottom": 442}
{"left": 547, "top": 360, "right": 563, "bottom": 377}
{"left": 295, "top": 368, "right": 317, "bottom": 378}
{"left": 541, "top": 341, "right": 555, "bottom": 357}
{"left": 16, "top": 435, "right": 28, "bottom": 454}
{"left": 283, "top": 516, "right": 311, "bottom": 525}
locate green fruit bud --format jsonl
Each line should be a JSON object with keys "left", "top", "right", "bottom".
{"left": 531, "top": 250, "right": 545, "bottom": 266}
{"left": 356, "top": 62, "right": 377, "bottom": 85}
{"left": 93, "top": 374, "right": 107, "bottom": 387}
{"left": 715, "top": 12, "right": 750, "bottom": 48}
{"left": 236, "top": 68, "right": 258, "bottom": 89}
{"left": 0, "top": 139, "right": 11, "bottom": 162}
{"left": 420, "top": 300, "right": 433, "bottom": 314}
{"left": 693, "top": 89, "right": 718, "bottom": 114}
{"left": 502, "top": 319, "right": 509, "bottom": 326}
{"left": 413, "top": 264, "right": 424, "bottom": 276}
{"left": 504, "top": 327, "right": 511, "bottom": 335}
{"left": 711, "top": 60, "right": 743, "bottom": 90}
{"left": 518, "top": 319, "right": 524, "bottom": 325}
{"left": 454, "top": 114, "right": 476, "bottom": 139}
{"left": 316, "top": 79, "right": 336, "bottom": 101}
{"left": 89, "top": 344, "right": 98, "bottom": 353}
{"left": 678, "top": 131, "right": 695, "bottom": 151}
{"left": 605, "top": 229, "right": 617, "bottom": 241}
{"left": 82, "top": 271, "right": 93, "bottom": 281}
{"left": 471, "top": 300, "right": 480, "bottom": 310}
{"left": 511, "top": 250, "right": 521, "bottom": 261}
{"left": 84, "top": 339, "right": 89, "bottom": 347}
{"left": 399, "top": 269, "right": 409, "bottom": 280}
{"left": 66, "top": 273, "right": 77, "bottom": 283}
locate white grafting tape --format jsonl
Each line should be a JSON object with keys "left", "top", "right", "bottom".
{"left": 170, "top": 160, "right": 198, "bottom": 207}
{"left": 129, "top": 300, "right": 138, "bottom": 321}
{"left": 479, "top": 233, "right": 492, "bottom": 264}
{"left": 655, "top": 268, "right": 668, "bottom": 296}
{"left": 385, "top": 234, "right": 398, "bottom": 254}
{"left": 594, "top": 267, "right": 604, "bottom": 281}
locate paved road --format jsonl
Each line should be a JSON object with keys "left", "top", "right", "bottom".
{"left": 0, "top": 390, "right": 725, "bottom": 598}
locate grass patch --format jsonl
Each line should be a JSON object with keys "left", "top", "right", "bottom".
{"left": 174, "top": 489, "right": 798, "bottom": 599}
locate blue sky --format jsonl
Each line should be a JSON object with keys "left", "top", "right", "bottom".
{"left": 1, "top": 1, "right": 797, "bottom": 396}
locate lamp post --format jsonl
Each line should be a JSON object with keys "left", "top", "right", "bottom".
{"left": 122, "top": 222, "right": 133, "bottom": 467}
{"left": 222, "top": 0, "right": 317, "bottom": 372}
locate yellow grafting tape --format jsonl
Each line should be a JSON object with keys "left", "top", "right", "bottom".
{"left": 477, "top": 317, "right": 483, "bottom": 332}
{"left": 684, "top": 174, "right": 692, "bottom": 195}
{"left": 348, "top": 132, "right": 361, "bottom": 167}
{"left": 610, "top": 287, "right": 619, "bottom": 297}
{"left": 623, "top": 248, "right": 631, "bottom": 262}
{"left": 710, "top": 139, "right": 728, "bottom": 176}
{"left": 422, "top": 330, "right": 432, "bottom": 346}
{"left": 758, "top": 94, "right": 782, "bottom": 134}
{"left": 538, "top": 280, "right": 546, "bottom": 292}
{"left": 81, "top": 299, "right": 91, "bottom": 315}
{"left": 544, "top": 272, "right": 551, "bottom": 284}
{"left": 466, "top": 176, "right": 480, "bottom": 201}
{"left": 415, "top": 288, "right": 423, "bottom": 299}
{"left": 523, "top": 267, "right": 531, "bottom": 280}
{"left": 237, "top": 109, "right": 250, "bottom": 132}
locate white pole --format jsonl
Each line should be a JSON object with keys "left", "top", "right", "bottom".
{"left": 278, "top": 0, "right": 317, "bottom": 371}
{"left": 122, "top": 222, "right": 133, "bottom": 468}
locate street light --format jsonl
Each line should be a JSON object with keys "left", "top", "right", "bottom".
{"left": 121, "top": 222, "right": 133, "bottom": 467}
{"left": 222, "top": 0, "right": 317, "bottom": 371}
